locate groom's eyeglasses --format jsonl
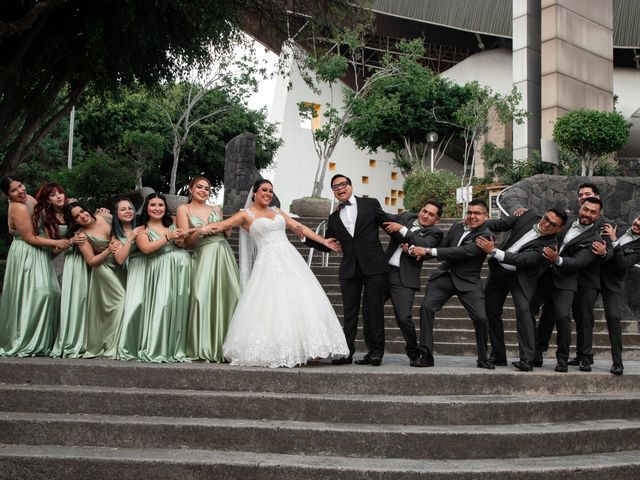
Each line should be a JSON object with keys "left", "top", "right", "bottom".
{"left": 331, "top": 181, "right": 350, "bottom": 190}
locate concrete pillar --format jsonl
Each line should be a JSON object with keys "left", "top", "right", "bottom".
{"left": 512, "top": 0, "right": 541, "bottom": 161}
{"left": 540, "top": 0, "right": 614, "bottom": 141}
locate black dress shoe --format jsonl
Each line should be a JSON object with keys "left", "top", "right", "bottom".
{"left": 533, "top": 359, "right": 543, "bottom": 368}
{"left": 610, "top": 364, "right": 624, "bottom": 376}
{"left": 554, "top": 363, "right": 568, "bottom": 373}
{"left": 477, "top": 359, "right": 495, "bottom": 370}
{"left": 578, "top": 360, "right": 592, "bottom": 372}
{"left": 512, "top": 360, "right": 533, "bottom": 372}
{"left": 567, "top": 357, "right": 580, "bottom": 366}
{"left": 410, "top": 355, "right": 434, "bottom": 367}
{"left": 370, "top": 356, "right": 382, "bottom": 366}
{"left": 489, "top": 355, "right": 507, "bottom": 366}
{"left": 331, "top": 356, "right": 352, "bottom": 365}
{"left": 355, "top": 356, "right": 371, "bottom": 365}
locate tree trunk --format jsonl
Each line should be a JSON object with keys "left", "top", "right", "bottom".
{"left": 169, "top": 140, "right": 181, "bottom": 195}
{"left": 581, "top": 160, "right": 587, "bottom": 176}
{"left": 311, "top": 152, "right": 329, "bottom": 198}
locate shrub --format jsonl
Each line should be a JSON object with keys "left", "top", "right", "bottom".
{"left": 403, "top": 168, "right": 462, "bottom": 216}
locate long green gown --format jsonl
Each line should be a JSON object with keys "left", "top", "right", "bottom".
{"left": 0, "top": 231, "right": 60, "bottom": 356}
{"left": 138, "top": 226, "right": 191, "bottom": 363}
{"left": 50, "top": 225, "right": 90, "bottom": 358}
{"left": 116, "top": 237, "right": 147, "bottom": 361}
{"left": 82, "top": 233, "right": 127, "bottom": 358}
{"left": 185, "top": 210, "right": 240, "bottom": 362}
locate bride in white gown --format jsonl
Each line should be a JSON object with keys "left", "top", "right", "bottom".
{"left": 210, "top": 179, "right": 349, "bottom": 367}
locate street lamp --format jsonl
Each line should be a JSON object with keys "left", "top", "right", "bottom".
{"left": 427, "top": 131, "right": 438, "bottom": 172}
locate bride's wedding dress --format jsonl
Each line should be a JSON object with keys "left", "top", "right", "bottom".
{"left": 223, "top": 208, "right": 349, "bottom": 367}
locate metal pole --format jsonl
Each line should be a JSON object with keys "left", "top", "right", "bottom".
{"left": 67, "top": 106, "right": 75, "bottom": 170}
{"left": 430, "top": 146, "right": 434, "bottom": 171}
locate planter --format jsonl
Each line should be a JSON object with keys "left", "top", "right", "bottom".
{"left": 290, "top": 197, "right": 332, "bottom": 217}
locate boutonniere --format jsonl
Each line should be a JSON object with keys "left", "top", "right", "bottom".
{"left": 577, "top": 242, "right": 590, "bottom": 248}
{"left": 623, "top": 248, "right": 636, "bottom": 254}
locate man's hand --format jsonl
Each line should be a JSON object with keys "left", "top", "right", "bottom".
{"left": 411, "top": 246, "right": 430, "bottom": 258}
{"left": 383, "top": 222, "right": 404, "bottom": 234}
{"left": 324, "top": 238, "right": 342, "bottom": 253}
{"left": 476, "top": 236, "right": 495, "bottom": 254}
{"left": 543, "top": 245, "right": 559, "bottom": 263}
{"left": 513, "top": 207, "right": 529, "bottom": 217}
{"left": 592, "top": 240, "right": 607, "bottom": 257}
{"left": 601, "top": 223, "right": 617, "bottom": 241}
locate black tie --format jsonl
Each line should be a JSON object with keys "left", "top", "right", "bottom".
{"left": 338, "top": 200, "right": 351, "bottom": 211}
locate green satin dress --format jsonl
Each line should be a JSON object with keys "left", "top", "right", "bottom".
{"left": 116, "top": 237, "right": 147, "bottom": 361}
{"left": 186, "top": 210, "right": 240, "bottom": 362}
{"left": 51, "top": 225, "right": 90, "bottom": 358}
{"left": 0, "top": 231, "right": 60, "bottom": 357}
{"left": 82, "top": 233, "right": 127, "bottom": 358}
{"left": 138, "top": 226, "right": 191, "bottom": 363}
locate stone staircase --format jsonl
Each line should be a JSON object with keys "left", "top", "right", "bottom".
{"left": 0, "top": 357, "right": 639, "bottom": 478}
{"left": 229, "top": 216, "right": 640, "bottom": 361}
{"left": 1, "top": 215, "right": 640, "bottom": 478}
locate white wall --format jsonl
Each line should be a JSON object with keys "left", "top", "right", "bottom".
{"left": 265, "top": 55, "right": 405, "bottom": 214}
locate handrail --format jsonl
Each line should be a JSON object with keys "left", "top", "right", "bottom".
{"left": 307, "top": 219, "right": 329, "bottom": 267}
{"left": 496, "top": 184, "right": 514, "bottom": 217}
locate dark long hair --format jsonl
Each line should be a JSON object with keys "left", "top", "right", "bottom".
{"left": 111, "top": 195, "right": 138, "bottom": 240}
{"left": 139, "top": 193, "right": 172, "bottom": 227}
{"left": 33, "top": 182, "right": 67, "bottom": 239}
{"left": 251, "top": 179, "right": 273, "bottom": 201}
{"left": 0, "top": 176, "right": 18, "bottom": 196}
{"left": 64, "top": 201, "right": 96, "bottom": 237}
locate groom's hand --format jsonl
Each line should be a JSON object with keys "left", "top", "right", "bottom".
{"left": 383, "top": 222, "right": 403, "bottom": 234}
{"left": 325, "top": 238, "right": 342, "bottom": 253}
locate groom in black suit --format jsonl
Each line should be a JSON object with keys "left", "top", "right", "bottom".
{"left": 305, "top": 174, "right": 391, "bottom": 366}
{"left": 382, "top": 200, "right": 444, "bottom": 365}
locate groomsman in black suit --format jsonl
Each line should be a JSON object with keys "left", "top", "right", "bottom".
{"left": 533, "top": 197, "right": 606, "bottom": 372}
{"left": 597, "top": 214, "right": 640, "bottom": 375}
{"left": 414, "top": 198, "right": 495, "bottom": 369}
{"left": 476, "top": 208, "right": 567, "bottom": 371}
{"left": 305, "top": 174, "right": 391, "bottom": 366}
{"left": 381, "top": 200, "right": 444, "bottom": 365}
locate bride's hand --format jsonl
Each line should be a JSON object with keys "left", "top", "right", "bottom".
{"left": 324, "top": 238, "right": 341, "bottom": 253}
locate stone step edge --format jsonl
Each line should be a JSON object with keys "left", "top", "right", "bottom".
{"left": 3, "top": 411, "right": 640, "bottom": 436}
{"left": 0, "top": 444, "right": 639, "bottom": 478}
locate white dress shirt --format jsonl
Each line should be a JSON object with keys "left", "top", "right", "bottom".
{"left": 388, "top": 223, "right": 420, "bottom": 267}
{"left": 339, "top": 194, "right": 357, "bottom": 237}
{"left": 492, "top": 228, "right": 540, "bottom": 271}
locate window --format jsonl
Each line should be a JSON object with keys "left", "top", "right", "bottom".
{"left": 384, "top": 197, "right": 390, "bottom": 205}
{"left": 369, "top": 159, "right": 377, "bottom": 167}
{"left": 390, "top": 189, "right": 397, "bottom": 198}
{"left": 328, "top": 162, "right": 336, "bottom": 171}
{"left": 362, "top": 176, "right": 369, "bottom": 184}
{"left": 391, "top": 171, "right": 398, "bottom": 180}
{"left": 299, "top": 102, "right": 321, "bottom": 130}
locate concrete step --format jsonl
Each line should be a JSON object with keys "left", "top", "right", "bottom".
{"left": 2, "top": 411, "right": 640, "bottom": 460}
{"left": 1, "top": 358, "right": 639, "bottom": 396}
{"left": 3, "top": 445, "right": 638, "bottom": 480}
{"left": 3, "top": 384, "right": 640, "bottom": 426}
{"left": 357, "top": 339, "right": 640, "bottom": 359}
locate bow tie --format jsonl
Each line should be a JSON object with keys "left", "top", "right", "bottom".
{"left": 571, "top": 219, "right": 591, "bottom": 231}
{"left": 338, "top": 200, "right": 351, "bottom": 211}
{"left": 532, "top": 223, "right": 541, "bottom": 235}
{"left": 625, "top": 228, "right": 640, "bottom": 241}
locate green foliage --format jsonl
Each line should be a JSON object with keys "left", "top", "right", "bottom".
{"left": 482, "top": 142, "right": 558, "bottom": 184}
{"left": 403, "top": 168, "right": 462, "bottom": 217}
{"left": 52, "top": 150, "right": 138, "bottom": 209}
{"left": 553, "top": 109, "right": 630, "bottom": 175}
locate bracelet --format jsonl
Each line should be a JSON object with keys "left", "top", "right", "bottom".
{"left": 165, "top": 234, "right": 170, "bottom": 242}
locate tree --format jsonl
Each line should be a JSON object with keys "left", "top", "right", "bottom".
{"left": 0, "top": 0, "right": 368, "bottom": 176}
{"left": 553, "top": 109, "right": 630, "bottom": 176}
{"left": 344, "top": 59, "right": 468, "bottom": 176}
{"left": 298, "top": 36, "right": 426, "bottom": 197}
{"left": 434, "top": 82, "right": 526, "bottom": 198}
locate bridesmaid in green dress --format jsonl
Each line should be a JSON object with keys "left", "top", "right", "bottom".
{"left": 176, "top": 176, "right": 240, "bottom": 362}
{"left": 0, "top": 177, "right": 70, "bottom": 357}
{"left": 110, "top": 196, "right": 146, "bottom": 361}
{"left": 68, "top": 202, "right": 126, "bottom": 359}
{"left": 136, "top": 193, "right": 191, "bottom": 363}
{"left": 32, "top": 183, "right": 90, "bottom": 358}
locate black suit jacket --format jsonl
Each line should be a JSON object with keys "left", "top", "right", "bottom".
{"left": 601, "top": 230, "right": 640, "bottom": 293}
{"left": 548, "top": 217, "right": 603, "bottom": 292}
{"left": 306, "top": 196, "right": 391, "bottom": 280}
{"left": 384, "top": 212, "right": 443, "bottom": 290}
{"left": 576, "top": 215, "right": 613, "bottom": 289}
{"left": 486, "top": 210, "right": 559, "bottom": 299}
{"left": 428, "top": 221, "right": 493, "bottom": 292}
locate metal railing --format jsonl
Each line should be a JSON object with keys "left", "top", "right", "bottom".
{"left": 307, "top": 196, "right": 335, "bottom": 268}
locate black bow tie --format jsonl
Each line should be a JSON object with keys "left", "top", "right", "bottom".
{"left": 338, "top": 200, "right": 351, "bottom": 211}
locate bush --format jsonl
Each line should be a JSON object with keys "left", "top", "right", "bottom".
{"left": 403, "top": 168, "right": 462, "bottom": 216}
